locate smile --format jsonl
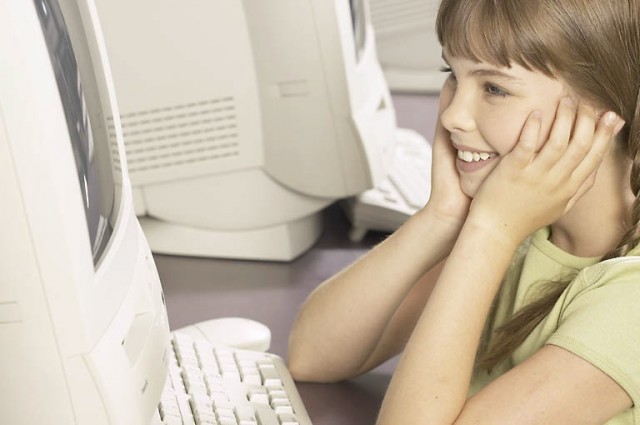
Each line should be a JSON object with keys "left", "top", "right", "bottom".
{"left": 457, "top": 150, "right": 497, "bottom": 163}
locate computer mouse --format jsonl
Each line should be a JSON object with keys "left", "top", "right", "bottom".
{"left": 173, "top": 317, "right": 271, "bottom": 352}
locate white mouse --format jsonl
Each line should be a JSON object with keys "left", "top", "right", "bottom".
{"left": 173, "top": 317, "right": 271, "bottom": 352}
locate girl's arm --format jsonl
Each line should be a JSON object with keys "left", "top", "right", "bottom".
{"left": 287, "top": 208, "right": 451, "bottom": 383}
{"left": 456, "top": 345, "right": 632, "bottom": 424}
{"left": 377, "top": 102, "right": 623, "bottom": 424}
{"left": 377, "top": 213, "right": 521, "bottom": 423}
{"left": 288, "top": 122, "right": 470, "bottom": 382}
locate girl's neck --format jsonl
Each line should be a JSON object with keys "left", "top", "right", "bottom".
{"left": 550, "top": 151, "right": 633, "bottom": 258}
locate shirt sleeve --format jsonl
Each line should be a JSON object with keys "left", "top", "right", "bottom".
{"left": 546, "top": 258, "right": 640, "bottom": 422}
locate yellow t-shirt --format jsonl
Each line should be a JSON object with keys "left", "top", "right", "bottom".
{"left": 470, "top": 227, "right": 640, "bottom": 424}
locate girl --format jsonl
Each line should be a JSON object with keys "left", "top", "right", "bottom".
{"left": 288, "top": 0, "right": 640, "bottom": 424}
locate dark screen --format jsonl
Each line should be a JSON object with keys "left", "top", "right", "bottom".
{"left": 349, "top": 0, "right": 366, "bottom": 61}
{"left": 34, "top": 0, "right": 115, "bottom": 266}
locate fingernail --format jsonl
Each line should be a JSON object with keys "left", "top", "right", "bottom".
{"left": 603, "top": 111, "right": 618, "bottom": 126}
{"left": 614, "top": 118, "right": 626, "bottom": 134}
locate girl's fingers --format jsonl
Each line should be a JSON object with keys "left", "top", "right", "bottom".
{"left": 551, "top": 103, "right": 598, "bottom": 171}
{"left": 431, "top": 120, "right": 456, "bottom": 168}
{"left": 536, "top": 99, "right": 619, "bottom": 183}
{"left": 572, "top": 104, "right": 598, "bottom": 141}
{"left": 510, "top": 110, "right": 542, "bottom": 167}
{"left": 565, "top": 169, "right": 599, "bottom": 213}
{"left": 536, "top": 97, "right": 578, "bottom": 164}
{"left": 570, "top": 111, "right": 621, "bottom": 182}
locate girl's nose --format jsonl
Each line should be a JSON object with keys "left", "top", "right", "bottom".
{"left": 439, "top": 85, "right": 476, "bottom": 134}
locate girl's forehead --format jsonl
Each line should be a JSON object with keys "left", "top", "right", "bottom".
{"left": 443, "top": 45, "right": 560, "bottom": 81}
{"left": 446, "top": 52, "right": 570, "bottom": 93}
{"left": 442, "top": 45, "right": 515, "bottom": 69}
{"left": 444, "top": 51, "right": 523, "bottom": 76}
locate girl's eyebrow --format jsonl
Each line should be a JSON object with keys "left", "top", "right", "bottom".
{"left": 470, "top": 68, "right": 520, "bottom": 81}
{"left": 442, "top": 51, "right": 524, "bottom": 82}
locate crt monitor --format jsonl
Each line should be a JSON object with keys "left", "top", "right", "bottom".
{"left": 0, "top": 0, "right": 170, "bottom": 423}
{"left": 94, "top": 0, "right": 398, "bottom": 261}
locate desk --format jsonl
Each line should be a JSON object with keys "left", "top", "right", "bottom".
{"left": 154, "top": 93, "right": 438, "bottom": 424}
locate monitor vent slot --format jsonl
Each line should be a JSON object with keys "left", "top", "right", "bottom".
{"left": 108, "top": 97, "right": 240, "bottom": 181}
{"left": 370, "top": 0, "right": 436, "bottom": 34}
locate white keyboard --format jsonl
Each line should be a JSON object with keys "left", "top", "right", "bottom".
{"left": 156, "top": 333, "right": 312, "bottom": 425}
{"left": 343, "top": 128, "right": 432, "bottom": 242}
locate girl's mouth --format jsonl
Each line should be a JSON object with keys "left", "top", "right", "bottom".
{"left": 457, "top": 150, "right": 497, "bottom": 163}
{"left": 455, "top": 149, "right": 498, "bottom": 173}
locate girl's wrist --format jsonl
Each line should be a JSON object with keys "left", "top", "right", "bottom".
{"left": 463, "top": 208, "right": 528, "bottom": 253}
{"left": 414, "top": 203, "right": 466, "bottom": 247}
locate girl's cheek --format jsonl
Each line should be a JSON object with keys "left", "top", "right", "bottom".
{"left": 477, "top": 112, "right": 521, "bottom": 154}
{"left": 483, "top": 107, "right": 547, "bottom": 154}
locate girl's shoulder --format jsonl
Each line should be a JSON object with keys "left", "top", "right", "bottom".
{"left": 544, "top": 255, "right": 640, "bottom": 424}
{"left": 573, "top": 255, "right": 640, "bottom": 293}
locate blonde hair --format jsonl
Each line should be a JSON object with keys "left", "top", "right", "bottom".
{"left": 435, "top": 0, "right": 640, "bottom": 370}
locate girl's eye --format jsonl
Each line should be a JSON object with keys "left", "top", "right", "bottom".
{"left": 440, "top": 65, "right": 456, "bottom": 81}
{"left": 484, "top": 82, "right": 509, "bottom": 97}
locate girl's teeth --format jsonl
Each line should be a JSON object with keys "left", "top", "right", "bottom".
{"left": 458, "top": 150, "right": 493, "bottom": 162}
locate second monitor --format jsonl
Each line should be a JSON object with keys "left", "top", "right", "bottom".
{"left": 369, "top": 0, "right": 446, "bottom": 93}
{"left": 95, "top": 0, "right": 399, "bottom": 261}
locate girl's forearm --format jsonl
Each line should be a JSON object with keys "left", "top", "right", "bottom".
{"left": 287, "top": 205, "right": 463, "bottom": 382}
{"left": 377, "top": 218, "right": 521, "bottom": 424}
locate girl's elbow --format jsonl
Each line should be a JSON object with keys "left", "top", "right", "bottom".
{"left": 287, "top": 348, "right": 353, "bottom": 383}
{"left": 287, "top": 355, "right": 343, "bottom": 383}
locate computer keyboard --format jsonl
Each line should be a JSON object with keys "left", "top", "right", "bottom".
{"left": 155, "top": 333, "right": 312, "bottom": 425}
{"left": 343, "top": 128, "right": 432, "bottom": 242}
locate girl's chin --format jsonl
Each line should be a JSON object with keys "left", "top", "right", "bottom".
{"left": 458, "top": 162, "right": 497, "bottom": 198}
{"left": 459, "top": 178, "right": 483, "bottom": 198}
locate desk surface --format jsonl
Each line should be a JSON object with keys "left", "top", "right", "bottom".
{"left": 154, "top": 93, "right": 438, "bottom": 425}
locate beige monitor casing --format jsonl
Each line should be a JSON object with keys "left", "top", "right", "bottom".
{"left": 0, "top": 1, "right": 170, "bottom": 423}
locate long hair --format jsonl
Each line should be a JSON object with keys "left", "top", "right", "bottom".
{"left": 435, "top": 0, "right": 640, "bottom": 370}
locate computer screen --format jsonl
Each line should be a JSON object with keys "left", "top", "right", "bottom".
{"left": 94, "top": 0, "right": 398, "bottom": 261}
{"left": 36, "top": 0, "right": 115, "bottom": 264}
{"left": 351, "top": 0, "right": 368, "bottom": 61}
{"left": 0, "top": 0, "right": 170, "bottom": 423}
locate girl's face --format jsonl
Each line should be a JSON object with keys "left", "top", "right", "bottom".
{"left": 439, "top": 52, "right": 569, "bottom": 197}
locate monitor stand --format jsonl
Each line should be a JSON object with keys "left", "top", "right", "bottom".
{"left": 139, "top": 212, "right": 323, "bottom": 261}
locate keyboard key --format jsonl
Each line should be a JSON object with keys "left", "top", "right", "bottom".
{"left": 259, "top": 365, "right": 282, "bottom": 388}
{"left": 277, "top": 413, "right": 300, "bottom": 425}
{"left": 235, "top": 405, "right": 258, "bottom": 424}
{"left": 176, "top": 394, "right": 196, "bottom": 425}
{"left": 248, "top": 387, "right": 269, "bottom": 405}
{"left": 164, "top": 417, "right": 184, "bottom": 425}
{"left": 216, "top": 408, "right": 237, "bottom": 423}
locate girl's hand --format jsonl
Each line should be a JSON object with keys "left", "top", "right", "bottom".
{"left": 422, "top": 118, "right": 472, "bottom": 235}
{"left": 468, "top": 97, "right": 623, "bottom": 247}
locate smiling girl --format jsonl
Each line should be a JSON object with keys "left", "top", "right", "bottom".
{"left": 288, "top": 0, "right": 640, "bottom": 423}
